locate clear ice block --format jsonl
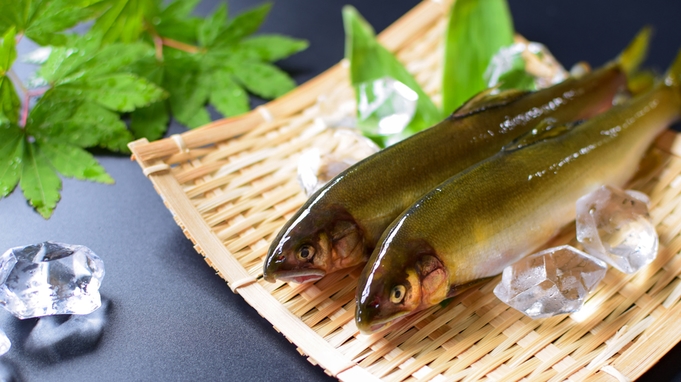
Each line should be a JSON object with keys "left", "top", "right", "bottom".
{"left": 0, "top": 241, "right": 105, "bottom": 319}
{"left": 297, "top": 129, "right": 379, "bottom": 196}
{"left": 485, "top": 41, "right": 568, "bottom": 91}
{"left": 356, "top": 76, "right": 418, "bottom": 143}
{"left": 493, "top": 245, "right": 607, "bottom": 319}
{"left": 576, "top": 186, "right": 658, "bottom": 274}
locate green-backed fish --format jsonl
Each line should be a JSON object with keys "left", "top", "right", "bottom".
{"left": 263, "top": 31, "right": 650, "bottom": 284}
{"left": 355, "top": 50, "right": 681, "bottom": 334}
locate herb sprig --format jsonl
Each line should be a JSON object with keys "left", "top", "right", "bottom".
{"left": 0, "top": 0, "right": 308, "bottom": 218}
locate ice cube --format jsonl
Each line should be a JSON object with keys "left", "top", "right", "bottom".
{"left": 0, "top": 242, "right": 105, "bottom": 319}
{"left": 297, "top": 129, "right": 379, "bottom": 196}
{"left": 356, "top": 77, "right": 418, "bottom": 143}
{"left": 25, "top": 298, "right": 110, "bottom": 361}
{"left": 576, "top": 186, "right": 658, "bottom": 274}
{"left": 485, "top": 41, "right": 568, "bottom": 91}
{"left": 494, "top": 245, "right": 607, "bottom": 319}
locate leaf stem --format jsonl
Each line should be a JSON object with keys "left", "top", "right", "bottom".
{"left": 161, "top": 37, "right": 204, "bottom": 54}
{"left": 7, "top": 68, "right": 27, "bottom": 94}
{"left": 153, "top": 34, "right": 164, "bottom": 61}
{"left": 19, "top": 88, "right": 48, "bottom": 128}
{"left": 20, "top": 91, "right": 29, "bottom": 127}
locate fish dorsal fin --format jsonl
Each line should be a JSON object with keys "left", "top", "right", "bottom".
{"left": 451, "top": 87, "right": 528, "bottom": 118}
{"left": 503, "top": 118, "right": 580, "bottom": 152}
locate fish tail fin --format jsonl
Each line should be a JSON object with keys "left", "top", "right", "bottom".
{"left": 617, "top": 26, "right": 652, "bottom": 76}
{"left": 664, "top": 48, "right": 681, "bottom": 89}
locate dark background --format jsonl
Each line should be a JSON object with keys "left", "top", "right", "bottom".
{"left": 1, "top": 0, "right": 681, "bottom": 381}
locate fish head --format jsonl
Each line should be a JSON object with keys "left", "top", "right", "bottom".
{"left": 355, "top": 239, "right": 448, "bottom": 334}
{"left": 263, "top": 203, "right": 366, "bottom": 284}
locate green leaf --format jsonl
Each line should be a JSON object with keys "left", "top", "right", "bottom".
{"left": 342, "top": 6, "right": 441, "bottom": 146}
{"left": 209, "top": 69, "right": 249, "bottom": 117}
{"left": 130, "top": 101, "right": 169, "bottom": 140}
{"left": 0, "top": 1, "right": 23, "bottom": 36}
{"left": 153, "top": 0, "right": 201, "bottom": 43}
{"left": 198, "top": 3, "right": 227, "bottom": 47}
{"left": 25, "top": 0, "right": 100, "bottom": 46}
{"left": 238, "top": 35, "right": 308, "bottom": 62}
{"left": 0, "top": 76, "right": 19, "bottom": 124}
{"left": 0, "top": 0, "right": 99, "bottom": 46}
{"left": 0, "top": 123, "right": 24, "bottom": 197}
{"left": 231, "top": 61, "right": 295, "bottom": 99}
{"left": 90, "top": 0, "right": 157, "bottom": 44}
{"left": 28, "top": 96, "right": 133, "bottom": 152}
{"left": 214, "top": 3, "right": 271, "bottom": 47}
{"left": 54, "top": 73, "right": 166, "bottom": 112}
{"left": 165, "top": 56, "right": 210, "bottom": 128}
{"left": 40, "top": 141, "right": 114, "bottom": 183}
{"left": 20, "top": 141, "right": 62, "bottom": 219}
{"left": 0, "top": 27, "right": 16, "bottom": 72}
{"left": 442, "top": 0, "right": 514, "bottom": 113}
{"left": 38, "top": 37, "right": 152, "bottom": 83}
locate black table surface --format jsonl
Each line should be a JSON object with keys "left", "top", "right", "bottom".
{"left": 1, "top": 1, "right": 681, "bottom": 381}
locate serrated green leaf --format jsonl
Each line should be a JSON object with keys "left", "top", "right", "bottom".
{"left": 0, "top": 1, "right": 23, "bottom": 36}
{"left": 28, "top": 96, "right": 133, "bottom": 152}
{"left": 54, "top": 73, "right": 166, "bottom": 112}
{"left": 165, "top": 57, "right": 210, "bottom": 128}
{"left": 0, "top": 123, "right": 24, "bottom": 197}
{"left": 20, "top": 141, "right": 62, "bottom": 219}
{"left": 91, "top": 0, "right": 157, "bottom": 44}
{"left": 0, "top": 76, "right": 20, "bottom": 124}
{"left": 342, "top": 6, "right": 441, "bottom": 146}
{"left": 25, "top": 0, "right": 100, "bottom": 46}
{"left": 442, "top": 0, "right": 514, "bottom": 113}
{"left": 198, "top": 3, "right": 227, "bottom": 47}
{"left": 39, "top": 38, "right": 152, "bottom": 83}
{"left": 214, "top": 3, "right": 271, "bottom": 47}
{"left": 238, "top": 35, "right": 308, "bottom": 62}
{"left": 0, "top": 0, "right": 99, "bottom": 46}
{"left": 209, "top": 69, "right": 248, "bottom": 117}
{"left": 130, "top": 101, "right": 168, "bottom": 140}
{"left": 0, "top": 27, "right": 16, "bottom": 72}
{"left": 231, "top": 61, "right": 295, "bottom": 99}
{"left": 159, "top": 0, "right": 200, "bottom": 20}
{"left": 40, "top": 141, "right": 113, "bottom": 183}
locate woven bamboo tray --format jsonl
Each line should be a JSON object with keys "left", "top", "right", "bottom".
{"left": 128, "top": 1, "right": 681, "bottom": 380}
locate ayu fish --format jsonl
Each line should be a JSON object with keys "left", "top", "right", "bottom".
{"left": 263, "top": 31, "right": 649, "bottom": 284}
{"left": 355, "top": 50, "right": 681, "bottom": 334}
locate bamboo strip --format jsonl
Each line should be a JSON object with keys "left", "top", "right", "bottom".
{"left": 129, "top": 0, "right": 681, "bottom": 379}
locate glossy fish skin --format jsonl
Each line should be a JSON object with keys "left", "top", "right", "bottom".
{"left": 263, "top": 26, "right": 656, "bottom": 284}
{"left": 263, "top": 66, "right": 629, "bottom": 284}
{"left": 355, "top": 52, "right": 681, "bottom": 334}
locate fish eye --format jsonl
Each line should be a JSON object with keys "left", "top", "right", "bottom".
{"left": 298, "top": 245, "right": 315, "bottom": 261}
{"left": 390, "top": 285, "right": 406, "bottom": 304}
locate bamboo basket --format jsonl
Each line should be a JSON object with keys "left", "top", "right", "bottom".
{"left": 128, "top": 1, "right": 681, "bottom": 380}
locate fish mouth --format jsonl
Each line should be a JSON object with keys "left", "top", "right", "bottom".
{"left": 358, "top": 313, "right": 407, "bottom": 335}
{"left": 270, "top": 269, "right": 326, "bottom": 284}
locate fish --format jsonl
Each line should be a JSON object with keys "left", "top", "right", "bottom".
{"left": 354, "top": 49, "right": 681, "bottom": 334}
{"left": 262, "top": 30, "right": 650, "bottom": 284}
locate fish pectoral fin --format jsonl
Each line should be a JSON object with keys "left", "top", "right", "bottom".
{"left": 502, "top": 118, "right": 581, "bottom": 152}
{"left": 450, "top": 86, "right": 529, "bottom": 118}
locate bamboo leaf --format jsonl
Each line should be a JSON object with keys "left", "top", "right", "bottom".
{"left": 342, "top": 6, "right": 440, "bottom": 146}
{"left": 442, "top": 0, "right": 514, "bottom": 113}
